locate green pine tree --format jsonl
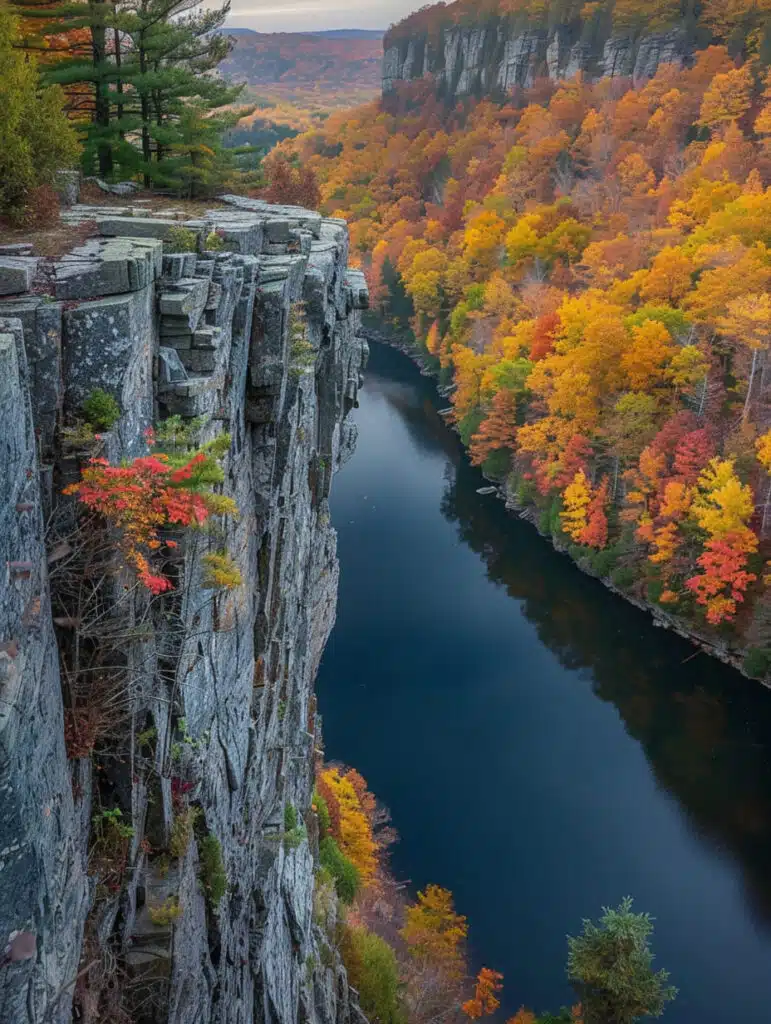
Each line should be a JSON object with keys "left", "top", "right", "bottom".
{"left": 114, "top": 0, "right": 242, "bottom": 186}
{"left": 13, "top": 0, "right": 247, "bottom": 188}
{"left": 567, "top": 898, "right": 677, "bottom": 1024}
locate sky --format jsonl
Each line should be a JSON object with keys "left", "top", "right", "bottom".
{"left": 222, "top": 0, "right": 421, "bottom": 33}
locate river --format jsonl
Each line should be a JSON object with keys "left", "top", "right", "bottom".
{"left": 317, "top": 340, "right": 771, "bottom": 1022}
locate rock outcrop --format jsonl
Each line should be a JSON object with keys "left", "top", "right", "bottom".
{"left": 0, "top": 196, "right": 369, "bottom": 1023}
{"left": 382, "top": 22, "right": 692, "bottom": 98}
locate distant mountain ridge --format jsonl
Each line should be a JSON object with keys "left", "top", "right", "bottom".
{"left": 224, "top": 27, "right": 384, "bottom": 39}
{"left": 220, "top": 27, "right": 383, "bottom": 94}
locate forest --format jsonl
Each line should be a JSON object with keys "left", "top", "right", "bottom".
{"left": 384, "top": 0, "right": 771, "bottom": 52}
{"left": 284, "top": 7, "right": 771, "bottom": 675}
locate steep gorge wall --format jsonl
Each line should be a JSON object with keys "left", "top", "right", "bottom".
{"left": 383, "top": 21, "right": 692, "bottom": 98}
{"left": 0, "top": 197, "right": 368, "bottom": 1023}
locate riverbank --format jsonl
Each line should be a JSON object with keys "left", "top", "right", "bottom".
{"left": 316, "top": 340, "right": 771, "bottom": 1022}
{"left": 360, "top": 324, "right": 764, "bottom": 685}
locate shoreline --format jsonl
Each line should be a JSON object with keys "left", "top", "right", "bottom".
{"left": 360, "top": 324, "right": 765, "bottom": 688}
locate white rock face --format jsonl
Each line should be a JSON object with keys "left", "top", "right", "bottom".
{"left": 383, "top": 23, "right": 691, "bottom": 98}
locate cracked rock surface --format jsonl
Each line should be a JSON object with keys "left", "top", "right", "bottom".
{"left": 383, "top": 22, "right": 691, "bottom": 98}
{"left": 0, "top": 196, "right": 369, "bottom": 1024}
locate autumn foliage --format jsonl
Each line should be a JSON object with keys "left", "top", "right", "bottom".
{"left": 462, "top": 968, "right": 504, "bottom": 1018}
{"left": 63, "top": 438, "right": 238, "bottom": 594}
{"left": 287, "top": 39, "right": 771, "bottom": 646}
{"left": 317, "top": 766, "right": 378, "bottom": 884}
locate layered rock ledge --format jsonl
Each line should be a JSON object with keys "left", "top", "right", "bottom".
{"left": 0, "top": 196, "right": 368, "bottom": 1024}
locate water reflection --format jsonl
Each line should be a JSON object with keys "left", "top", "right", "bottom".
{"left": 320, "top": 339, "right": 771, "bottom": 1021}
{"left": 442, "top": 456, "right": 771, "bottom": 928}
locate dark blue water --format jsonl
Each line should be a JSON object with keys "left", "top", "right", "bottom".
{"left": 317, "top": 341, "right": 771, "bottom": 1022}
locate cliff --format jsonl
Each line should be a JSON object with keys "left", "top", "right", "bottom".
{"left": 0, "top": 195, "right": 369, "bottom": 1023}
{"left": 382, "top": 20, "right": 693, "bottom": 98}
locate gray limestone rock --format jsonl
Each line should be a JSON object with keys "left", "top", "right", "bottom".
{"left": 55, "top": 236, "right": 162, "bottom": 300}
{"left": 0, "top": 194, "right": 370, "bottom": 1024}
{"left": 0, "top": 298, "right": 62, "bottom": 458}
{"left": 0, "top": 319, "right": 89, "bottom": 1024}
{"left": 98, "top": 216, "right": 190, "bottom": 241}
{"left": 0, "top": 258, "right": 38, "bottom": 296}
{"left": 54, "top": 170, "right": 81, "bottom": 207}
{"left": 383, "top": 21, "right": 693, "bottom": 99}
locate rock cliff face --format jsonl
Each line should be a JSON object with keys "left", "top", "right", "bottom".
{"left": 382, "top": 22, "right": 692, "bottom": 98}
{"left": 0, "top": 196, "right": 368, "bottom": 1023}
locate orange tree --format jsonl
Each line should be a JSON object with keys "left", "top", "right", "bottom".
{"left": 64, "top": 435, "right": 238, "bottom": 594}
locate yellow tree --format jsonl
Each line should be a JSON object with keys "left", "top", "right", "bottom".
{"left": 690, "top": 457, "right": 755, "bottom": 541}
{"left": 756, "top": 430, "right": 771, "bottom": 533}
{"left": 463, "top": 210, "right": 506, "bottom": 278}
{"left": 401, "top": 885, "right": 468, "bottom": 980}
{"left": 319, "top": 768, "right": 377, "bottom": 884}
{"left": 621, "top": 321, "right": 675, "bottom": 390}
{"left": 718, "top": 292, "right": 771, "bottom": 422}
{"left": 698, "top": 66, "right": 754, "bottom": 132}
{"left": 640, "top": 248, "right": 694, "bottom": 305}
{"left": 561, "top": 470, "right": 593, "bottom": 542}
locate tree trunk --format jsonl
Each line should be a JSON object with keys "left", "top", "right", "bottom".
{"left": 743, "top": 347, "right": 758, "bottom": 424}
{"left": 697, "top": 371, "right": 708, "bottom": 418}
{"left": 90, "top": 1, "right": 113, "bottom": 175}
{"left": 113, "top": 15, "right": 124, "bottom": 138}
{"left": 153, "top": 91, "right": 164, "bottom": 164}
{"left": 762, "top": 477, "right": 771, "bottom": 537}
{"left": 139, "top": 32, "right": 151, "bottom": 187}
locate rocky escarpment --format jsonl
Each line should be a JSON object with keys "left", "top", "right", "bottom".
{"left": 0, "top": 196, "right": 368, "bottom": 1023}
{"left": 383, "top": 21, "right": 691, "bottom": 98}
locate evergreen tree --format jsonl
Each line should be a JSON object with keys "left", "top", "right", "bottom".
{"left": 114, "top": 0, "right": 242, "bottom": 186}
{"left": 0, "top": 7, "right": 79, "bottom": 219}
{"left": 567, "top": 898, "right": 677, "bottom": 1024}
{"left": 12, "top": 0, "right": 244, "bottom": 187}
{"left": 150, "top": 103, "right": 253, "bottom": 198}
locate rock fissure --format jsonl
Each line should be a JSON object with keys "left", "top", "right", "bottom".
{"left": 0, "top": 195, "right": 369, "bottom": 1024}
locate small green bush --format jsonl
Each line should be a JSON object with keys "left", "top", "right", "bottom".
{"left": 548, "top": 496, "right": 564, "bottom": 537}
{"left": 155, "top": 414, "right": 208, "bottom": 452}
{"left": 611, "top": 565, "right": 637, "bottom": 590}
{"left": 457, "top": 408, "right": 484, "bottom": 447}
{"left": 82, "top": 389, "right": 121, "bottom": 431}
{"left": 288, "top": 304, "right": 316, "bottom": 379}
{"left": 743, "top": 647, "right": 771, "bottom": 679}
{"left": 515, "top": 475, "right": 537, "bottom": 507}
{"left": 283, "top": 803, "right": 307, "bottom": 850}
{"left": 319, "top": 836, "right": 359, "bottom": 904}
{"left": 482, "top": 448, "right": 510, "bottom": 480}
{"left": 198, "top": 834, "right": 227, "bottom": 906}
{"left": 340, "top": 925, "right": 406, "bottom": 1024}
{"left": 538, "top": 508, "right": 552, "bottom": 535}
{"left": 170, "top": 806, "right": 200, "bottom": 859}
{"left": 590, "top": 546, "right": 619, "bottom": 578}
{"left": 149, "top": 897, "right": 182, "bottom": 927}
{"left": 202, "top": 552, "right": 243, "bottom": 590}
{"left": 165, "top": 226, "right": 198, "bottom": 253}
{"left": 313, "top": 789, "right": 331, "bottom": 837}
{"left": 204, "top": 229, "right": 225, "bottom": 251}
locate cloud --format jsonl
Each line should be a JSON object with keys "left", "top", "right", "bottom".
{"left": 222, "top": 0, "right": 419, "bottom": 32}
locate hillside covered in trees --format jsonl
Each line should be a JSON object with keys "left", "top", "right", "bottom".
{"left": 285, "top": 3, "right": 771, "bottom": 676}
{"left": 220, "top": 29, "right": 383, "bottom": 95}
